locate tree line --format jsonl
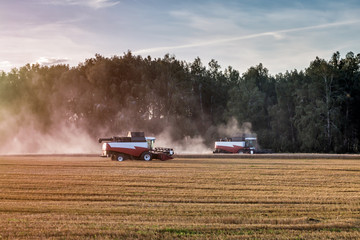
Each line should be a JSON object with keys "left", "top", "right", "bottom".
{"left": 0, "top": 51, "right": 359, "bottom": 153}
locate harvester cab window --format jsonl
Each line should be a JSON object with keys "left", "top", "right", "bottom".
{"left": 147, "top": 138, "right": 155, "bottom": 150}
{"left": 245, "top": 139, "right": 256, "bottom": 148}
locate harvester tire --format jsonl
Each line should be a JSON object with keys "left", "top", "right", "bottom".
{"left": 141, "top": 152, "right": 152, "bottom": 161}
{"left": 116, "top": 154, "right": 125, "bottom": 162}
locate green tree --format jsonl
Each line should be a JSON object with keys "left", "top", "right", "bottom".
{"left": 269, "top": 70, "right": 302, "bottom": 152}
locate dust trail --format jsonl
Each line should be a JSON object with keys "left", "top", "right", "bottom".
{"left": 153, "top": 118, "right": 256, "bottom": 154}
{"left": 217, "top": 117, "right": 255, "bottom": 138}
{"left": 0, "top": 109, "right": 98, "bottom": 154}
{"left": 154, "top": 127, "right": 212, "bottom": 154}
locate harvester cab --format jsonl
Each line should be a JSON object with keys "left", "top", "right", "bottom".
{"left": 245, "top": 137, "right": 257, "bottom": 154}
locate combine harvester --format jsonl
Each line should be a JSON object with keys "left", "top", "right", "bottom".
{"left": 213, "top": 136, "right": 257, "bottom": 154}
{"left": 99, "top": 132, "right": 174, "bottom": 161}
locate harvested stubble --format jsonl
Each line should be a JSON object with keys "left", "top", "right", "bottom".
{"left": 0, "top": 156, "right": 359, "bottom": 239}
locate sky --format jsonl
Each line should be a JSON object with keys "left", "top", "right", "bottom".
{"left": 1, "top": 0, "right": 359, "bottom": 75}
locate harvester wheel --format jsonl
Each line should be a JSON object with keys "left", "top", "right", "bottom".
{"left": 237, "top": 150, "right": 243, "bottom": 154}
{"left": 141, "top": 152, "right": 152, "bottom": 161}
{"left": 116, "top": 154, "right": 125, "bottom": 162}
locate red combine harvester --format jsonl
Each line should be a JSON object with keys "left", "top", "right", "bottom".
{"left": 99, "top": 132, "right": 174, "bottom": 161}
{"left": 213, "top": 136, "right": 257, "bottom": 154}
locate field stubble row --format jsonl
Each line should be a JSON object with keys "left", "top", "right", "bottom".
{"left": 0, "top": 156, "right": 359, "bottom": 239}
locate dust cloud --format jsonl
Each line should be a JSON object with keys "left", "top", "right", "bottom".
{"left": 217, "top": 117, "right": 255, "bottom": 138}
{"left": 0, "top": 109, "right": 99, "bottom": 155}
{"left": 152, "top": 118, "right": 256, "bottom": 154}
{"left": 0, "top": 106, "right": 255, "bottom": 155}
{"left": 154, "top": 127, "right": 212, "bottom": 154}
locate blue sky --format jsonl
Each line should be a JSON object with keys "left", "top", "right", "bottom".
{"left": 0, "top": 0, "right": 359, "bottom": 74}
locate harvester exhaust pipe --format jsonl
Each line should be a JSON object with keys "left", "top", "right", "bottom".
{"left": 98, "top": 137, "right": 113, "bottom": 143}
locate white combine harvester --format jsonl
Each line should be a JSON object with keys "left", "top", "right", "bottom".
{"left": 213, "top": 136, "right": 257, "bottom": 154}
{"left": 99, "top": 132, "right": 174, "bottom": 161}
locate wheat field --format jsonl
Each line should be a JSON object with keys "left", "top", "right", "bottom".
{"left": 0, "top": 155, "right": 359, "bottom": 239}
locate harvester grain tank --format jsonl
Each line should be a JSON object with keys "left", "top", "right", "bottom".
{"left": 99, "top": 132, "right": 174, "bottom": 161}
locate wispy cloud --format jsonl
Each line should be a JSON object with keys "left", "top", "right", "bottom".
{"left": 43, "top": 0, "right": 120, "bottom": 9}
{"left": 0, "top": 19, "right": 93, "bottom": 72}
{"left": 134, "top": 20, "right": 360, "bottom": 54}
{"left": 36, "top": 57, "right": 69, "bottom": 66}
{"left": 1, "top": 0, "right": 359, "bottom": 74}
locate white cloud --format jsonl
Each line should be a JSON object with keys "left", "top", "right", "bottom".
{"left": 0, "top": 61, "right": 12, "bottom": 70}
